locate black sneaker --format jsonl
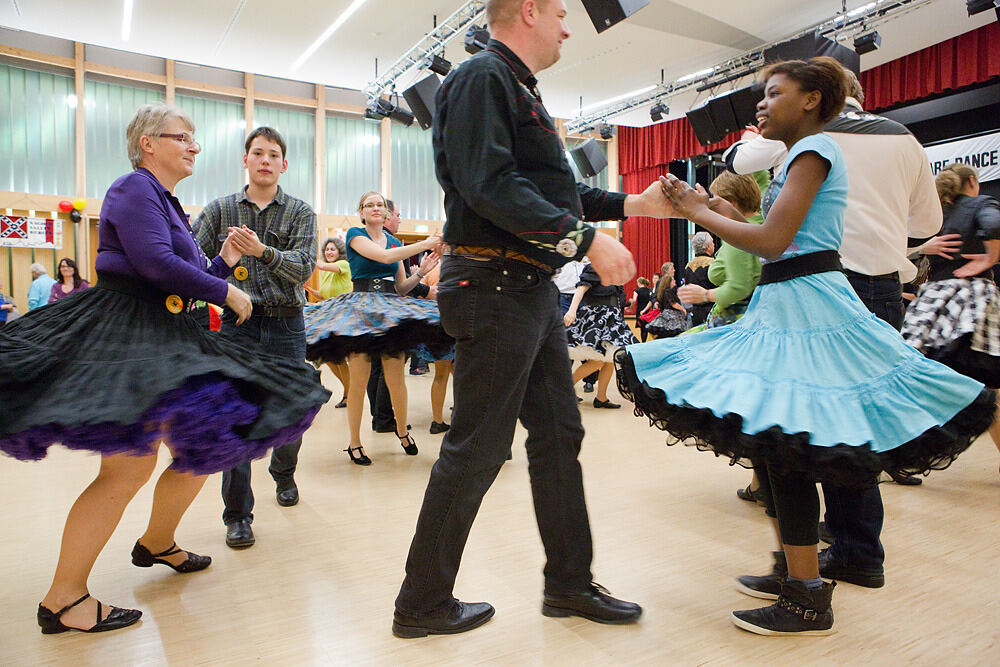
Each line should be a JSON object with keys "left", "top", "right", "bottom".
{"left": 819, "top": 548, "right": 884, "bottom": 588}
{"left": 732, "top": 580, "right": 835, "bottom": 636}
{"left": 736, "top": 551, "right": 786, "bottom": 600}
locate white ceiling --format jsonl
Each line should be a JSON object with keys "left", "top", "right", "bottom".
{"left": 0, "top": 1, "right": 993, "bottom": 126}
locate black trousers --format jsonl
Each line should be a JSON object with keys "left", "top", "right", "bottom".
{"left": 396, "top": 257, "right": 593, "bottom": 614}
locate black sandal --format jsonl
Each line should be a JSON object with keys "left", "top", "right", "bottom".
{"left": 335, "top": 397, "right": 347, "bottom": 408}
{"left": 345, "top": 446, "right": 372, "bottom": 466}
{"left": 37, "top": 593, "right": 142, "bottom": 634}
{"left": 131, "top": 540, "right": 211, "bottom": 573}
{"left": 398, "top": 432, "right": 418, "bottom": 455}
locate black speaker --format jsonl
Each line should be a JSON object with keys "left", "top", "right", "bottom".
{"left": 707, "top": 93, "right": 738, "bottom": 138}
{"left": 763, "top": 32, "right": 861, "bottom": 76}
{"left": 581, "top": 0, "right": 650, "bottom": 33}
{"left": 727, "top": 83, "right": 764, "bottom": 130}
{"left": 686, "top": 101, "right": 725, "bottom": 146}
{"left": 403, "top": 74, "right": 441, "bottom": 131}
{"left": 569, "top": 138, "right": 608, "bottom": 179}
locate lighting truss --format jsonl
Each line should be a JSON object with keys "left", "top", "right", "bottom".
{"left": 565, "top": 0, "right": 939, "bottom": 134}
{"left": 362, "top": 1, "right": 486, "bottom": 107}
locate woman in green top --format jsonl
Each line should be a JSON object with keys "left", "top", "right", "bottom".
{"left": 305, "top": 237, "right": 353, "bottom": 408}
{"left": 678, "top": 171, "right": 767, "bottom": 329}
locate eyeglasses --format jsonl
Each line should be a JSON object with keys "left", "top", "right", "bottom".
{"left": 158, "top": 132, "right": 201, "bottom": 151}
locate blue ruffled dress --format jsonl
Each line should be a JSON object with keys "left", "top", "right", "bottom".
{"left": 616, "top": 134, "right": 995, "bottom": 485}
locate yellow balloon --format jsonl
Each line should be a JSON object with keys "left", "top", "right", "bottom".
{"left": 72, "top": 198, "right": 87, "bottom": 211}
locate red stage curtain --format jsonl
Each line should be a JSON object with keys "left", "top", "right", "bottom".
{"left": 621, "top": 166, "right": 679, "bottom": 296}
{"left": 619, "top": 123, "right": 740, "bottom": 177}
{"left": 861, "top": 23, "right": 1000, "bottom": 111}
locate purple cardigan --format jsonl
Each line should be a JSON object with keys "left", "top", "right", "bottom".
{"left": 95, "top": 168, "right": 231, "bottom": 305}
{"left": 48, "top": 280, "right": 90, "bottom": 304}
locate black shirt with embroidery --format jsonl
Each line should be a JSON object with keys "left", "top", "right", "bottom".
{"left": 433, "top": 39, "right": 627, "bottom": 270}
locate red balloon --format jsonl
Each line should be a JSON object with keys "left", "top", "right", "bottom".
{"left": 58, "top": 200, "right": 74, "bottom": 212}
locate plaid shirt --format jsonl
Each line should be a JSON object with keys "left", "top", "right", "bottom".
{"left": 193, "top": 186, "right": 316, "bottom": 308}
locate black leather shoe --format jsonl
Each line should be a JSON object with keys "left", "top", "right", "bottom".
{"left": 374, "top": 422, "right": 410, "bottom": 434}
{"left": 889, "top": 471, "right": 923, "bottom": 486}
{"left": 399, "top": 432, "right": 418, "bottom": 455}
{"left": 225, "top": 520, "right": 255, "bottom": 549}
{"left": 276, "top": 481, "right": 299, "bottom": 507}
{"left": 392, "top": 600, "right": 495, "bottom": 638}
{"left": 430, "top": 421, "right": 451, "bottom": 434}
{"left": 131, "top": 541, "right": 211, "bottom": 573}
{"left": 593, "top": 398, "right": 622, "bottom": 409}
{"left": 818, "top": 521, "right": 834, "bottom": 545}
{"left": 819, "top": 548, "right": 884, "bottom": 588}
{"left": 37, "top": 594, "right": 142, "bottom": 634}
{"left": 542, "top": 583, "right": 641, "bottom": 624}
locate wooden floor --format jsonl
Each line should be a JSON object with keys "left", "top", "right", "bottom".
{"left": 3, "top": 366, "right": 999, "bottom": 665}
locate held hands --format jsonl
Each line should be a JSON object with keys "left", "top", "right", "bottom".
{"left": 920, "top": 233, "right": 963, "bottom": 259}
{"left": 220, "top": 228, "right": 243, "bottom": 267}
{"left": 225, "top": 283, "right": 253, "bottom": 325}
{"left": 628, "top": 180, "right": 677, "bottom": 219}
{"left": 585, "top": 232, "right": 636, "bottom": 286}
{"left": 660, "top": 175, "right": 711, "bottom": 220}
{"left": 227, "top": 225, "right": 267, "bottom": 258}
{"left": 421, "top": 233, "right": 443, "bottom": 253}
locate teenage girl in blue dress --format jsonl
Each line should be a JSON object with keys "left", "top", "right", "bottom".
{"left": 617, "top": 57, "right": 995, "bottom": 636}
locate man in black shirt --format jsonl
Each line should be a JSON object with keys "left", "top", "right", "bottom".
{"left": 393, "top": 0, "right": 674, "bottom": 638}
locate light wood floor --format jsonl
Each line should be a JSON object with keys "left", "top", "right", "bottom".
{"left": 3, "top": 366, "right": 999, "bottom": 665}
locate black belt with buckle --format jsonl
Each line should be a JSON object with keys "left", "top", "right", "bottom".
{"left": 759, "top": 250, "right": 844, "bottom": 285}
{"left": 353, "top": 278, "right": 396, "bottom": 293}
{"left": 253, "top": 304, "right": 303, "bottom": 318}
{"left": 95, "top": 272, "right": 192, "bottom": 313}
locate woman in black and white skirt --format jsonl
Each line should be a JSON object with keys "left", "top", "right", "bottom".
{"left": 563, "top": 262, "right": 637, "bottom": 408}
{"left": 902, "top": 164, "right": 1000, "bottom": 471}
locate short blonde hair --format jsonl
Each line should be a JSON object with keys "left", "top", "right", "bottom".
{"left": 356, "top": 191, "right": 386, "bottom": 218}
{"left": 126, "top": 104, "right": 195, "bottom": 169}
{"left": 709, "top": 172, "right": 761, "bottom": 215}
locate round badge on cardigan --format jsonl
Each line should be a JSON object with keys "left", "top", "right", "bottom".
{"left": 234, "top": 266, "right": 249, "bottom": 281}
{"left": 165, "top": 295, "right": 184, "bottom": 314}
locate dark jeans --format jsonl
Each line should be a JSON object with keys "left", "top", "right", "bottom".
{"left": 817, "top": 272, "right": 902, "bottom": 569}
{"left": 367, "top": 355, "right": 396, "bottom": 431}
{"left": 220, "top": 311, "right": 306, "bottom": 525}
{"left": 396, "top": 257, "right": 593, "bottom": 614}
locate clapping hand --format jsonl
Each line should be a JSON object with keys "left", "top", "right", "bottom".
{"left": 227, "top": 225, "right": 267, "bottom": 258}
{"left": 220, "top": 228, "right": 243, "bottom": 266}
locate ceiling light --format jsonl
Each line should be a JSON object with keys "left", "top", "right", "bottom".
{"left": 121, "top": 0, "right": 134, "bottom": 41}
{"left": 598, "top": 124, "right": 615, "bottom": 140}
{"left": 650, "top": 102, "right": 668, "bottom": 122}
{"left": 582, "top": 85, "right": 656, "bottom": 112}
{"left": 291, "top": 0, "right": 371, "bottom": 71}
{"left": 427, "top": 54, "right": 452, "bottom": 77}
{"left": 464, "top": 25, "right": 490, "bottom": 54}
{"left": 853, "top": 31, "right": 881, "bottom": 55}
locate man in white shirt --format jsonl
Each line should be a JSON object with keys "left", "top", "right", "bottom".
{"left": 725, "top": 70, "right": 942, "bottom": 591}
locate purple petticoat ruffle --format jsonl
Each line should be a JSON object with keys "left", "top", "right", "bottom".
{"left": 1, "top": 376, "right": 320, "bottom": 475}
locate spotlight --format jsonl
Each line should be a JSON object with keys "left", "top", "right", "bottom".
{"left": 427, "top": 54, "right": 452, "bottom": 76}
{"left": 464, "top": 25, "right": 490, "bottom": 54}
{"left": 598, "top": 124, "right": 615, "bottom": 140}
{"left": 389, "top": 107, "right": 415, "bottom": 126}
{"left": 364, "top": 98, "right": 393, "bottom": 121}
{"left": 853, "top": 31, "right": 881, "bottom": 55}
{"left": 966, "top": 0, "right": 1000, "bottom": 15}
{"left": 650, "top": 102, "right": 668, "bottom": 122}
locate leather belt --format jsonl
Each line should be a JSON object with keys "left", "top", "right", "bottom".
{"left": 759, "top": 250, "right": 844, "bottom": 285}
{"left": 583, "top": 293, "right": 621, "bottom": 308}
{"left": 352, "top": 278, "right": 396, "bottom": 293}
{"left": 253, "top": 304, "right": 303, "bottom": 318}
{"left": 445, "top": 245, "right": 555, "bottom": 275}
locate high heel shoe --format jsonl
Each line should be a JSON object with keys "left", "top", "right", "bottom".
{"left": 131, "top": 541, "right": 211, "bottom": 573}
{"left": 399, "top": 432, "right": 418, "bottom": 455}
{"left": 345, "top": 446, "right": 372, "bottom": 466}
{"left": 37, "top": 594, "right": 142, "bottom": 634}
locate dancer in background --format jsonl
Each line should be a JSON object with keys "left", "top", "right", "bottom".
{"left": 304, "top": 236, "right": 353, "bottom": 409}
{"left": 0, "top": 103, "right": 329, "bottom": 634}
